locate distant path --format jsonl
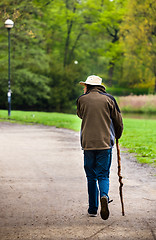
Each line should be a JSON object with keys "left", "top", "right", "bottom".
{"left": 0, "top": 122, "right": 155, "bottom": 240}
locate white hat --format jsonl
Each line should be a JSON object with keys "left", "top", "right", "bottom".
{"left": 80, "top": 75, "right": 103, "bottom": 86}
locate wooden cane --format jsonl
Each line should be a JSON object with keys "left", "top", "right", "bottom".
{"left": 116, "top": 139, "right": 125, "bottom": 216}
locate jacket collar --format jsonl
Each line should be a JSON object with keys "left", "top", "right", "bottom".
{"left": 87, "top": 86, "right": 106, "bottom": 94}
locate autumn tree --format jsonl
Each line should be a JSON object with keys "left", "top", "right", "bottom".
{"left": 120, "top": 0, "right": 156, "bottom": 92}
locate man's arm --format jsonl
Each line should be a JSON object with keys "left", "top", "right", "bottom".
{"left": 76, "top": 98, "right": 82, "bottom": 119}
{"left": 110, "top": 99, "right": 123, "bottom": 139}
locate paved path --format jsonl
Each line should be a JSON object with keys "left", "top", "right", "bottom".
{"left": 0, "top": 122, "right": 155, "bottom": 240}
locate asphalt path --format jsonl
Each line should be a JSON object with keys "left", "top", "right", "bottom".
{"left": 0, "top": 122, "right": 156, "bottom": 240}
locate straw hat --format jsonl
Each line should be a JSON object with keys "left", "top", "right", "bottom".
{"left": 80, "top": 75, "right": 103, "bottom": 86}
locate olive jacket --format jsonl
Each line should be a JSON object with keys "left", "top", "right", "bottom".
{"left": 77, "top": 86, "right": 123, "bottom": 150}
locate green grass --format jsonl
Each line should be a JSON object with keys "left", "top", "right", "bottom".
{"left": 120, "top": 118, "right": 156, "bottom": 166}
{"left": 0, "top": 110, "right": 81, "bottom": 131}
{"left": 0, "top": 110, "right": 156, "bottom": 166}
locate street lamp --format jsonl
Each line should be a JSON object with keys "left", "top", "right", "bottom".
{"left": 4, "top": 19, "right": 14, "bottom": 117}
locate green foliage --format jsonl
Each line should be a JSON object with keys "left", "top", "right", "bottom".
{"left": 12, "top": 69, "right": 50, "bottom": 109}
{"left": 48, "top": 63, "right": 82, "bottom": 113}
{"left": 0, "top": 0, "right": 156, "bottom": 113}
{"left": 120, "top": 0, "right": 156, "bottom": 92}
{"left": 106, "top": 86, "right": 149, "bottom": 96}
{"left": 0, "top": 0, "right": 51, "bottom": 110}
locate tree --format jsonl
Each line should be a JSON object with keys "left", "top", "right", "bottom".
{"left": 0, "top": 0, "right": 51, "bottom": 110}
{"left": 120, "top": 0, "right": 156, "bottom": 92}
{"left": 2, "top": 0, "right": 148, "bottom": 112}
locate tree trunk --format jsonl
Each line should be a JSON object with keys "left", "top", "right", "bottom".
{"left": 64, "top": 3, "right": 76, "bottom": 67}
{"left": 64, "top": 21, "right": 73, "bottom": 67}
{"left": 108, "top": 61, "right": 114, "bottom": 87}
{"left": 68, "top": 30, "right": 83, "bottom": 64}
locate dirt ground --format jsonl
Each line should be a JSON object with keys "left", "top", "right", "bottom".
{"left": 0, "top": 122, "right": 156, "bottom": 240}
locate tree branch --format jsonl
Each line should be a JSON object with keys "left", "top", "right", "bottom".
{"left": 68, "top": 29, "right": 83, "bottom": 63}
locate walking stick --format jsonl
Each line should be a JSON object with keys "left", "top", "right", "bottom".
{"left": 116, "top": 139, "right": 125, "bottom": 216}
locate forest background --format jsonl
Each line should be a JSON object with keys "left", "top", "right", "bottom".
{"left": 0, "top": 0, "right": 156, "bottom": 113}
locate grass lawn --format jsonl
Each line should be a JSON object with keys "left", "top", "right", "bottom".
{"left": 0, "top": 110, "right": 156, "bottom": 166}
{"left": 120, "top": 118, "right": 156, "bottom": 166}
{"left": 0, "top": 110, "right": 81, "bottom": 131}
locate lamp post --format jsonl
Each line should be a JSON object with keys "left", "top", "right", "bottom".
{"left": 5, "top": 19, "right": 14, "bottom": 117}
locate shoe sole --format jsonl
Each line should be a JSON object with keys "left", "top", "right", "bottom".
{"left": 88, "top": 213, "right": 97, "bottom": 217}
{"left": 100, "top": 196, "right": 109, "bottom": 220}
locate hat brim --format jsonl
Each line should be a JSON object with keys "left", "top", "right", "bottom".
{"left": 79, "top": 81, "right": 87, "bottom": 86}
{"left": 79, "top": 81, "right": 105, "bottom": 87}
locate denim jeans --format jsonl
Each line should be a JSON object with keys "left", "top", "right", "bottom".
{"left": 84, "top": 148, "right": 112, "bottom": 214}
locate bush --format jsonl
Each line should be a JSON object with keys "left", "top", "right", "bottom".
{"left": 106, "top": 87, "right": 149, "bottom": 96}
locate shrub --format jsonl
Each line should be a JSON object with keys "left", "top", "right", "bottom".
{"left": 106, "top": 87, "right": 149, "bottom": 96}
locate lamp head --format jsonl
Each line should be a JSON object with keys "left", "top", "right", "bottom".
{"left": 5, "top": 19, "right": 14, "bottom": 29}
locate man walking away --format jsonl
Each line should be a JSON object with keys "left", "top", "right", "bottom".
{"left": 77, "top": 75, "right": 123, "bottom": 220}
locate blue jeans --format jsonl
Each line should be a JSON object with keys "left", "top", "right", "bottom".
{"left": 84, "top": 148, "right": 112, "bottom": 214}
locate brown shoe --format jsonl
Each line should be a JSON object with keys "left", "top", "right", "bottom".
{"left": 100, "top": 196, "right": 109, "bottom": 220}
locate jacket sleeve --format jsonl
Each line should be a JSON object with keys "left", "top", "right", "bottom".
{"left": 76, "top": 98, "right": 82, "bottom": 119}
{"left": 110, "top": 99, "right": 123, "bottom": 139}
